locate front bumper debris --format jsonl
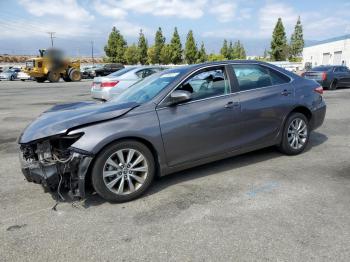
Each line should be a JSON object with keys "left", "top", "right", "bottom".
{"left": 19, "top": 140, "right": 93, "bottom": 199}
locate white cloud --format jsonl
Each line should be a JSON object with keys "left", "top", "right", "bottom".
{"left": 210, "top": 1, "right": 237, "bottom": 23}
{"left": 112, "top": 20, "right": 151, "bottom": 38}
{"left": 93, "top": 0, "right": 207, "bottom": 20}
{"left": 0, "top": 18, "right": 97, "bottom": 38}
{"left": 93, "top": 0, "right": 128, "bottom": 19}
{"left": 258, "top": 2, "right": 297, "bottom": 37}
{"left": 18, "top": 0, "right": 93, "bottom": 21}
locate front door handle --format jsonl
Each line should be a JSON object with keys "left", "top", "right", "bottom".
{"left": 281, "top": 90, "right": 292, "bottom": 96}
{"left": 225, "top": 101, "right": 240, "bottom": 108}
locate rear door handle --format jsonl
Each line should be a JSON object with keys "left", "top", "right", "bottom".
{"left": 225, "top": 101, "right": 240, "bottom": 108}
{"left": 281, "top": 90, "right": 292, "bottom": 96}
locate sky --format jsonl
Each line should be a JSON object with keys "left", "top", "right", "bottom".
{"left": 1, "top": 0, "right": 350, "bottom": 57}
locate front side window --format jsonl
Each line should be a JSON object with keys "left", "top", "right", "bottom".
{"left": 175, "top": 67, "right": 230, "bottom": 101}
{"left": 231, "top": 64, "right": 289, "bottom": 91}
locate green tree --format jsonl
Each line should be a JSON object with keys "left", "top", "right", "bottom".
{"left": 184, "top": 30, "right": 198, "bottom": 64}
{"left": 289, "top": 16, "right": 304, "bottom": 59}
{"left": 270, "top": 18, "right": 288, "bottom": 61}
{"left": 138, "top": 29, "right": 148, "bottom": 65}
{"left": 104, "top": 26, "right": 127, "bottom": 63}
{"left": 231, "top": 40, "right": 246, "bottom": 59}
{"left": 227, "top": 41, "right": 233, "bottom": 60}
{"left": 169, "top": 27, "right": 183, "bottom": 64}
{"left": 220, "top": 39, "right": 229, "bottom": 59}
{"left": 196, "top": 41, "right": 207, "bottom": 63}
{"left": 207, "top": 53, "right": 226, "bottom": 61}
{"left": 147, "top": 46, "right": 157, "bottom": 64}
{"left": 238, "top": 41, "right": 246, "bottom": 59}
{"left": 124, "top": 44, "right": 139, "bottom": 65}
{"left": 154, "top": 27, "right": 165, "bottom": 64}
{"left": 160, "top": 44, "right": 172, "bottom": 64}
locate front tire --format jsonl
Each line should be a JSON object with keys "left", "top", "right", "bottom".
{"left": 48, "top": 71, "right": 60, "bottom": 82}
{"left": 278, "top": 113, "right": 310, "bottom": 155}
{"left": 92, "top": 140, "right": 155, "bottom": 202}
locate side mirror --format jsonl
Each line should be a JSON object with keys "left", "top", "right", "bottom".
{"left": 168, "top": 90, "right": 191, "bottom": 106}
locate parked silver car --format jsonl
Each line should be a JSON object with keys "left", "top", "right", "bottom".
{"left": 0, "top": 68, "right": 20, "bottom": 81}
{"left": 91, "top": 66, "right": 166, "bottom": 100}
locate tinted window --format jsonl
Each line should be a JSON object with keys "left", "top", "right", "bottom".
{"left": 136, "top": 69, "right": 156, "bottom": 78}
{"left": 232, "top": 64, "right": 289, "bottom": 91}
{"left": 175, "top": 67, "right": 230, "bottom": 101}
{"left": 108, "top": 67, "right": 136, "bottom": 77}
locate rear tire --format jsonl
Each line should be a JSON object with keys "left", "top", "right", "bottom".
{"left": 92, "top": 140, "right": 155, "bottom": 202}
{"left": 278, "top": 113, "right": 310, "bottom": 155}
{"left": 329, "top": 80, "right": 337, "bottom": 90}
{"left": 69, "top": 69, "right": 81, "bottom": 82}
{"left": 48, "top": 71, "right": 60, "bottom": 82}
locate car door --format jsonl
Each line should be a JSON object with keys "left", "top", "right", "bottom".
{"left": 230, "top": 64, "right": 294, "bottom": 148}
{"left": 156, "top": 65, "right": 241, "bottom": 167}
{"left": 333, "top": 67, "right": 345, "bottom": 86}
{"left": 337, "top": 67, "right": 350, "bottom": 87}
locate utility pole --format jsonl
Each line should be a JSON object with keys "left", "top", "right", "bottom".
{"left": 47, "top": 32, "right": 56, "bottom": 47}
{"left": 91, "top": 40, "right": 94, "bottom": 66}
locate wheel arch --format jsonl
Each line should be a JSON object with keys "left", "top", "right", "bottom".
{"left": 278, "top": 105, "right": 313, "bottom": 143}
{"left": 288, "top": 106, "right": 312, "bottom": 121}
{"left": 84, "top": 136, "right": 161, "bottom": 191}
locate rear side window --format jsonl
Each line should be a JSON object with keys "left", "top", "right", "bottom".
{"left": 231, "top": 64, "right": 290, "bottom": 91}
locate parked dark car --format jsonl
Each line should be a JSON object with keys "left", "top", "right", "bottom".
{"left": 302, "top": 65, "right": 350, "bottom": 90}
{"left": 94, "top": 63, "right": 124, "bottom": 77}
{"left": 18, "top": 61, "right": 326, "bottom": 202}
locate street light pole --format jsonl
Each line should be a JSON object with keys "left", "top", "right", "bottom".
{"left": 91, "top": 41, "right": 94, "bottom": 66}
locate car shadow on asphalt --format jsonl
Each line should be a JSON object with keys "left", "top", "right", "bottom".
{"left": 82, "top": 131, "right": 328, "bottom": 208}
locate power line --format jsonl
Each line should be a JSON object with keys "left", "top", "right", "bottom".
{"left": 47, "top": 32, "right": 56, "bottom": 47}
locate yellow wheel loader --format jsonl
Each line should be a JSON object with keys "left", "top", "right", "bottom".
{"left": 24, "top": 49, "right": 81, "bottom": 83}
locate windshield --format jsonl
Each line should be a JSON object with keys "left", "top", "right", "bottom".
{"left": 109, "top": 68, "right": 186, "bottom": 104}
{"left": 108, "top": 67, "right": 136, "bottom": 77}
{"left": 312, "top": 66, "right": 333, "bottom": 71}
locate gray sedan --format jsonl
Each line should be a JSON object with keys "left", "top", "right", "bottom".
{"left": 18, "top": 61, "right": 326, "bottom": 202}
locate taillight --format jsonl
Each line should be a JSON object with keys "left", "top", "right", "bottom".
{"left": 101, "top": 81, "right": 119, "bottom": 88}
{"left": 314, "top": 86, "right": 323, "bottom": 95}
{"left": 301, "top": 72, "right": 305, "bottom": 77}
{"left": 321, "top": 72, "right": 327, "bottom": 81}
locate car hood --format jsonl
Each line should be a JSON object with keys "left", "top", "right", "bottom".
{"left": 19, "top": 101, "right": 139, "bottom": 144}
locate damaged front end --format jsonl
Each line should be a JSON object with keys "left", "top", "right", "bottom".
{"left": 19, "top": 133, "right": 93, "bottom": 199}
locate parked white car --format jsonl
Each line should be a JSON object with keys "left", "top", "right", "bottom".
{"left": 17, "top": 71, "right": 32, "bottom": 81}
{"left": 91, "top": 66, "right": 166, "bottom": 100}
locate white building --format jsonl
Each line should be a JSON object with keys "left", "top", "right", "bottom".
{"left": 303, "top": 35, "right": 350, "bottom": 67}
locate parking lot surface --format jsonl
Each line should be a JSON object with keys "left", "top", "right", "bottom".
{"left": 0, "top": 80, "right": 349, "bottom": 261}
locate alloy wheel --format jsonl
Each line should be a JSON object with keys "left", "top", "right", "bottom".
{"left": 287, "top": 118, "right": 308, "bottom": 150}
{"left": 102, "top": 149, "right": 148, "bottom": 195}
